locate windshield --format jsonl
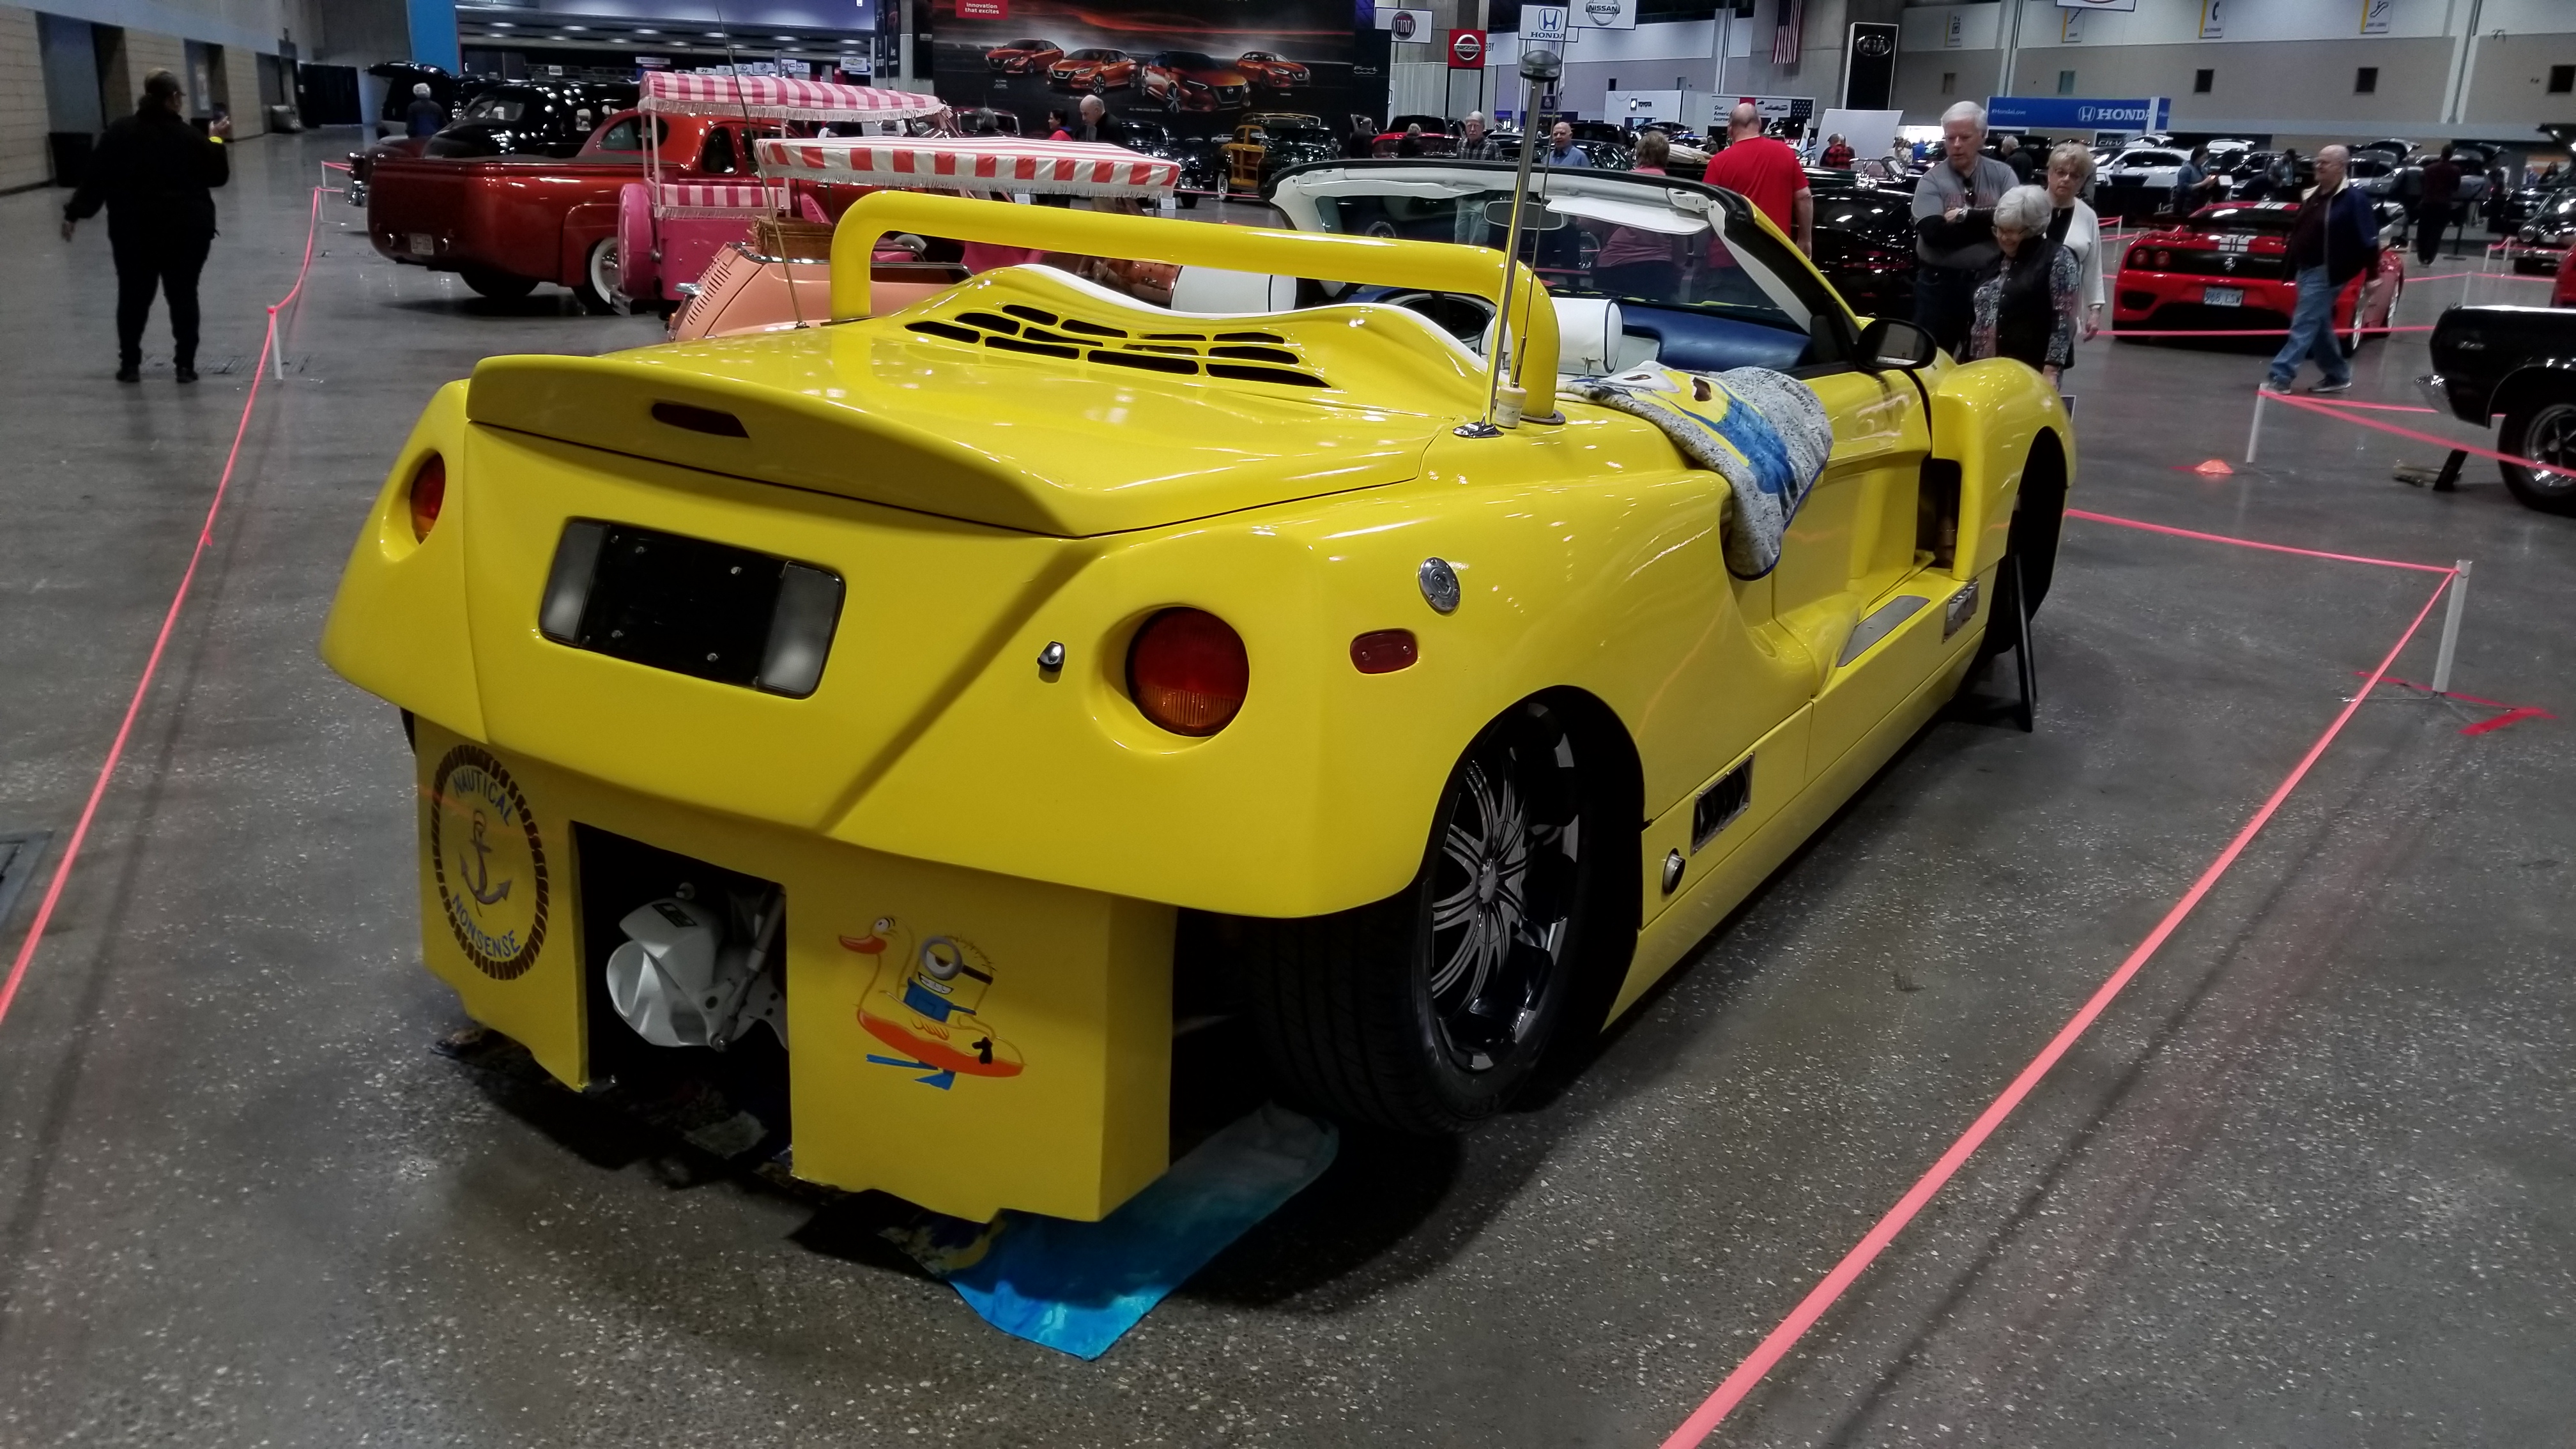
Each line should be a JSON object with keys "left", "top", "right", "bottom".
{"left": 1294, "top": 170, "right": 1840, "bottom": 367}
{"left": 2120, "top": 151, "right": 2184, "bottom": 167}
{"left": 1066, "top": 49, "right": 1120, "bottom": 61}
{"left": 1160, "top": 52, "right": 1219, "bottom": 68}
{"left": 459, "top": 91, "right": 540, "bottom": 124}
{"left": 1271, "top": 125, "right": 1333, "bottom": 144}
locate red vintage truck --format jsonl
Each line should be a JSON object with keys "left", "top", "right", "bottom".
{"left": 364, "top": 109, "right": 781, "bottom": 309}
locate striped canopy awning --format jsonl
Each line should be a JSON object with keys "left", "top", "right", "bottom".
{"left": 753, "top": 136, "right": 1181, "bottom": 198}
{"left": 639, "top": 73, "right": 945, "bottom": 122}
{"left": 654, "top": 180, "right": 786, "bottom": 215}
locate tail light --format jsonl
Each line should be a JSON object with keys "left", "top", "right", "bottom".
{"left": 407, "top": 453, "right": 447, "bottom": 541}
{"left": 1127, "top": 608, "right": 1248, "bottom": 736}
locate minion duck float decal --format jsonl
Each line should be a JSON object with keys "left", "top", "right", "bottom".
{"left": 841, "top": 918, "right": 1024, "bottom": 1089}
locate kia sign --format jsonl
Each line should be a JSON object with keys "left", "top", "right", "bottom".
{"left": 1448, "top": 28, "right": 1485, "bottom": 68}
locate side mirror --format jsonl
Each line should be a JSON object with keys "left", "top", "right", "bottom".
{"left": 1857, "top": 317, "right": 1940, "bottom": 372}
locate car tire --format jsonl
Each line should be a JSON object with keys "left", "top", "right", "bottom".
{"left": 1239, "top": 698, "right": 1609, "bottom": 1135}
{"left": 575, "top": 236, "right": 622, "bottom": 314}
{"left": 458, "top": 265, "right": 539, "bottom": 300}
{"left": 2497, "top": 389, "right": 2576, "bottom": 515}
{"left": 1981, "top": 431, "right": 2071, "bottom": 658}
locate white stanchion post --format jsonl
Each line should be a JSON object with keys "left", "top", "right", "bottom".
{"left": 268, "top": 311, "right": 285, "bottom": 382}
{"left": 2246, "top": 387, "right": 2267, "bottom": 463}
{"left": 2430, "top": 559, "right": 2471, "bottom": 696}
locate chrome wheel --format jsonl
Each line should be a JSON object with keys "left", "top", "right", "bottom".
{"left": 2501, "top": 395, "right": 2576, "bottom": 514}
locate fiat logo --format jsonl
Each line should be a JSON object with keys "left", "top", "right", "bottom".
{"left": 1391, "top": 10, "right": 1418, "bottom": 39}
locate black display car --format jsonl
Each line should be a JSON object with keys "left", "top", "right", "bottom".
{"left": 1116, "top": 116, "right": 1222, "bottom": 207}
{"left": 1805, "top": 170, "right": 1919, "bottom": 321}
{"left": 422, "top": 81, "right": 639, "bottom": 160}
{"left": 2424, "top": 304, "right": 2576, "bottom": 514}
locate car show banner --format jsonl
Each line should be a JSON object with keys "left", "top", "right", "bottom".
{"left": 931, "top": 0, "right": 1360, "bottom": 143}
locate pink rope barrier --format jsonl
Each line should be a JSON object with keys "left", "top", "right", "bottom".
{"left": 1662, "top": 559, "right": 2457, "bottom": 1446}
{"left": 0, "top": 186, "right": 328, "bottom": 1032}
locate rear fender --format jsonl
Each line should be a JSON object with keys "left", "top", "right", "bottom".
{"left": 1929, "top": 358, "right": 2075, "bottom": 581}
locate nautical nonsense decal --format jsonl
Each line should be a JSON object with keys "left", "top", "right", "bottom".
{"left": 841, "top": 917, "right": 1023, "bottom": 1090}
{"left": 427, "top": 746, "right": 551, "bottom": 980}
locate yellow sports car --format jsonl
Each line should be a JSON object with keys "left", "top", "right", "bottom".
{"left": 323, "top": 173, "right": 2072, "bottom": 1225}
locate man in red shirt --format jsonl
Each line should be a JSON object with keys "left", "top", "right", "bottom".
{"left": 1698, "top": 102, "right": 1813, "bottom": 306}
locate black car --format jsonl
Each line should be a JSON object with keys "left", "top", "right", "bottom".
{"left": 2491, "top": 172, "right": 2573, "bottom": 236}
{"left": 424, "top": 82, "right": 636, "bottom": 160}
{"left": 2424, "top": 304, "right": 2576, "bottom": 514}
{"left": 1117, "top": 117, "right": 1222, "bottom": 208}
{"left": 1807, "top": 178, "right": 1919, "bottom": 320}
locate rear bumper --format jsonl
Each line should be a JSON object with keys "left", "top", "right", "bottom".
{"left": 411, "top": 715, "right": 1174, "bottom": 1223}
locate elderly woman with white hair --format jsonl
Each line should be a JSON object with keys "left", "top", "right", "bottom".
{"left": 2043, "top": 141, "right": 2106, "bottom": 342}
{"left": 1969, "top": 184, "right": 2081, "bottom": 386}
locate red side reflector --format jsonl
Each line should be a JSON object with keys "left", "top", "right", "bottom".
{"left": 408, "top": 454, "right": 446, "bottom": 542}
{"left": 1349, "top": 629, "right": 1418, "bottom": 674}
{"left": 1127, "top": 608, "right": 1249, "bottom": 736}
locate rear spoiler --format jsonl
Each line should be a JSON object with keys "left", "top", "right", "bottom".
{"left": 825, "top": 190, "right": 1562, "bottom": 388}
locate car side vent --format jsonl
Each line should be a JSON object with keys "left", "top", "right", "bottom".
{"left": 1692, "top": 758, "right": 1753, "bottom": 853}
{"left": 650, "top": 401, "right": 749, "bottom": 438}
{"left": 907, "top": 304, "right": 1332, "bottom": 388}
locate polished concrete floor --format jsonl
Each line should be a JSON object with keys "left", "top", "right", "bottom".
{"left": 3, "top": 132, "right": 2572, "bottom": 1447}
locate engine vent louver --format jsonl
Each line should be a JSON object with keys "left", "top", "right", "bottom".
{"left": 905, "top": 302, "right": 1331, "bottom": 389}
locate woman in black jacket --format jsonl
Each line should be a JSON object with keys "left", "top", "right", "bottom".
{"left": 1968, "top": 185, "right": 2080, "bottom": 387}
{"left": 61, "top": 70, "right": 231, "bottom": 383}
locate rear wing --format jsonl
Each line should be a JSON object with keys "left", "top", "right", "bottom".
{"left": 825, "top": 190, "right": 1561, "bottom": 388}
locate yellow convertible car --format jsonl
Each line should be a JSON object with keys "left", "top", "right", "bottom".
{"left": 323, "top": 167, "right": 2072, "bottom": 1225}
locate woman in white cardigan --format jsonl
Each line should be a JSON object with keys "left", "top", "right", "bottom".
{"left": 2043, "top": 141, "right": 2107, "bottom": 344}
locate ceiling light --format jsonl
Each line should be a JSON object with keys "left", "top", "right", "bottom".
{"left": 563, "top": 24, "right": 586, "bottom": 30}
{"left": 707, "top": 31, "right": 727, "bottom": 37}
{"left": 491, "top": 20, "right": 512, "bottom": 26}
{"left": 634, "top": 27, "right": 657, "bottom": 34}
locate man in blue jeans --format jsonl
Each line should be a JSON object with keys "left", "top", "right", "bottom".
{"left": 2266, "top": 145, "right": 2379, "bottom": 395}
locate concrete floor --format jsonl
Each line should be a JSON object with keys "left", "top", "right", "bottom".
{"left": 3, "top": 132, "right": 2572, "bottom": 1447}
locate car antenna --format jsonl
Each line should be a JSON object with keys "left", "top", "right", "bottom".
{"left": 712, "top": 0, "right": 811, "bottom": 329}
{"left": 1460, "top": 47, "right": 1563, "bottom": 439}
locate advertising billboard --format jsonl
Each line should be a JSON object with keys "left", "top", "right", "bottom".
{"left": 931, "top": 0, "right": 1361, "bottom": 146}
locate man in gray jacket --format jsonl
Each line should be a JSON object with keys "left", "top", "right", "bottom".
{"left": 1911, "top": 101, "right": 2020, "bottom": 358}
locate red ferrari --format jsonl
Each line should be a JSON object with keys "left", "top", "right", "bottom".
{"left": 2112, "top": 201, "right": 2405, "bottom": 352}
{"left": 1235, "top": 51, "right": 1310, "bottom": 89}
{"left": 985, "top": 37, "right": 1064, "bottom": 74}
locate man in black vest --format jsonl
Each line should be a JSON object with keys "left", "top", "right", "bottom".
{"left": 61, "top": 70, "right": 232, "bottom": 383}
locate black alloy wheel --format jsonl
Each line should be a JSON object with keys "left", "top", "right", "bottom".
{"left": 2499, "top": 390, "right": 2576, "bottom": 515}
{"left": 1241, "top": 698, "right": 1604, "bottom": 1133}
{"left": 1982, "top": 434, "right": 2071, "bottom": 659}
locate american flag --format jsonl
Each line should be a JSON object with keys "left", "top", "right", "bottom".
{"left": 1770, "top": 0, "right": 1804, "bottom": 65}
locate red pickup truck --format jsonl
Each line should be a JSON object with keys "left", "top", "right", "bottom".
{"left": 365, "top": 109, "right": 784, "bottom": 309}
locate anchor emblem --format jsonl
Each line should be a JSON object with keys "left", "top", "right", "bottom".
{"left": 459, "top": 813, "right": 514, "bottom": 907}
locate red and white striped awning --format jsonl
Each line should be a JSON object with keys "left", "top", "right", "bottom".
{"left": 654, "top": 180, "right": 785, "bottom": 215}
{"left": 639, "top": 72, "right": 945, "bottom": 121}
{"left": 752, "top": 136, "right": 1180, "bottom": 198}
